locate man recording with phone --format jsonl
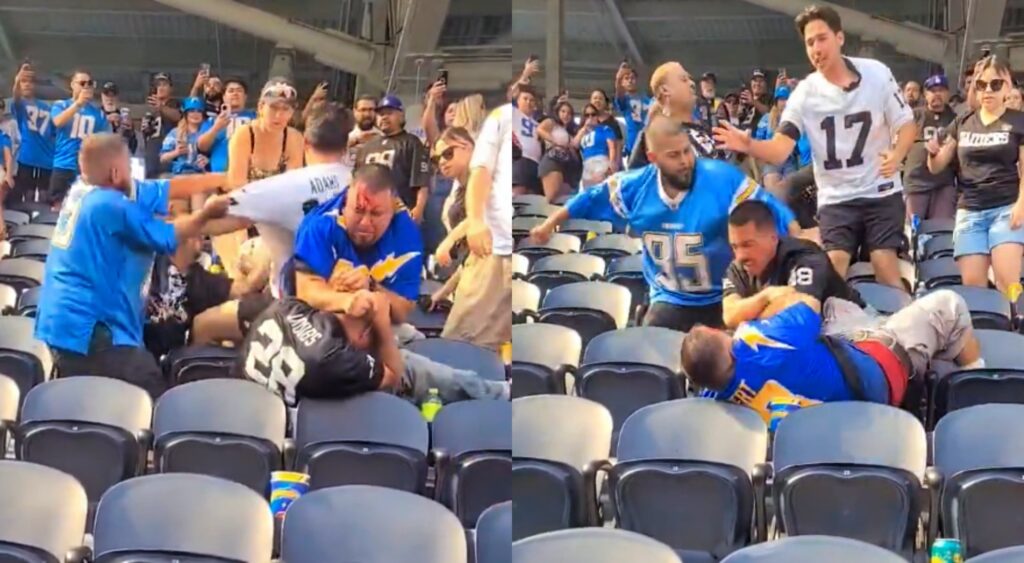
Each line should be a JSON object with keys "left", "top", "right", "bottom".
{"left": 10, "top": 61, "right": 53, "bottom": 205}
{"left": 190, "top": 63, "right": 223, "bottom": 119}
{"left": 49, "top": 70, "right": 110, "bottom": 205}
{"left": 198, "top": 77, "right": 255, "bottom": 173}
{"left": 422, "top": 69, "right": 451, "bottom": 148}
{"left": 143, "top": 72, "right": 182, "bottom": 178}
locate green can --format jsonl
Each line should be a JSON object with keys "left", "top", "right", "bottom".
{"left": 930, "top": 538, "right": 963, "bottom": 563}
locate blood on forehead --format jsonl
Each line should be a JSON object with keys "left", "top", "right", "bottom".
{"left": 350, "top": 183, "right": 392, "bottom": 214}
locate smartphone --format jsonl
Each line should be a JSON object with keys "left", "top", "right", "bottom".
{"left": 119, "top": 107, "right": 131, "bottom": 121}
{"left": 437, "top": 69, "right": 449, "bottom": 86}
{"left": 199, "top": 62, "right": 211, "bottom": 74}
{"left": 779, "top": 67, "right": 787, "bottom": 76}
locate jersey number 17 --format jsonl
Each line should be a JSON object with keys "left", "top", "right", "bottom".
{"left": 819, "top": 111, "right": 872, "bottom": 170}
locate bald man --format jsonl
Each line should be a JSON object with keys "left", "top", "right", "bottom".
{"left": 627, "top": 61, "right": 725, "bottom": 169}
{"left": 36, "top": 134, "right": 230, "bottom": 397}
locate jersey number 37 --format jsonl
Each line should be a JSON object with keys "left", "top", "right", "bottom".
{"left": 244, "top": 319, "right": 306, "bottom": 405}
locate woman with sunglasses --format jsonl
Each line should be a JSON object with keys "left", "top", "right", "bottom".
{"left": 428, "top": 127, "right": 476, "bottom": 303}
{"left": 928, "top": 56, "right": 1024, "bottom": 302}
{"left": 574, "top": 103, "right": 618, "bottom": 187}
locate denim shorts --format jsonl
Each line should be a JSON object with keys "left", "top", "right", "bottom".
{"left": 953, "top": 203, "right": 1024, "bottom": 257}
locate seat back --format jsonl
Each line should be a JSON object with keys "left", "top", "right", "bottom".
{"left": 560, "top": 219, "right": 613, "bottom": 244}
{"left": 512, "top": 529, "right": 680, "bottom": 563}
{"left": 583, "top": 234, "right": 641, "bottom": 260}
{"left": 10, "top": 239, "right": 51, "bottom": 262}
{"left": 852, "top": 282, "right": 911, "bottom": 315}
{"left": 476, "top": 501, "right": 512, "bottom": 563}
{"left": 515, "top": 233, "right": 582, "bottom": 262}
{"left": 152, "top": 379, "right": 286, "bottom": 495}
{"left": 8, "top": 224, "right": 55, "bottom": 243}
{"left": 15, "top": 286, "right": 40, "bottom": 317}
{"left": 612, "top": 399, "right": 767, "bottom": 556}
{"left": 918, "top": 257, "right": 961, "bottom": 289}
{"left": 295, "top": 393, "right": 429, "bottom": 493}
{"left": 934, "top": 330, "right": 1024, "bottom": 420}
{"left": 2, "top": 209, "right": 30, "bottom": 229}
{"left": 405, "top": 338, "right": 506, "bottom": 382}
{"left": 605, "top": 255, "right": 648, "bottom": 317}
{"left": 17, "top": 377, "right": 152, "bottom": 508}
{"left": 0, "top": 258, "right": 45, "bottom": 293}
{"left": 515, "top": 202, "right": 561, "bottom": 219}
{"left": 0, "top": 283, "right": 16, "bottom": 313}
{"left": 720, "top": 535, "right": 906, "bottom": 563}
{"left": 0, "top": 317, "right": 52, "bottom": 407}
{"left": 0, "top": 461, "right": 88, "bottom": 562}
{"left": 281, "top": 485, "right": 467, "bottom": 563}
{"left": 540, "top": 282, "right": 630, "bottom": 349}
{"left": 970, "top": 546, "right": 1024, "bottom": 562}
{"left": 92, "top": 474, "right": 272, "bottom": 562}
{"left": 29, "top": 211, "right": 60, "bottom": 226}
{"left": 923, "top": 233, "right": 954, "bottom": 260}
{"left": 526, "top": 254, "right": 605, "bottom": 297}
{"left": 512, "top": 217, "right": 546, "bottom": 244}
{"left": 161, "top": 345, "right": 238, "bottom": 385}
{"left": 0, "top": 374, "right": 18, "bottom": 451}
{"left": 512, "top": 253, "right": 530, "bottom": 279}
{"left": 939, "top": 286, "right": 1013, "bottom": 331}
{"left": 512, "top": 279, "right": 542, "bottom": 324}
{"left": 432, "top": 400, "right": 512, "bottom": 527}
{"left": 511, "top": 323, "right": 581, "bottom": 397}
{"left": 772, "top": 402, "right": 927, "bottom": 555}
{"left": 934, "top": 405, "right": 1024, "bottom": 557}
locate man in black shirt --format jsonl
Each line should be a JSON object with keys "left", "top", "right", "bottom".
{"left": 904, "top": 74, "right": 958, "bottom": 220}
{"left": 722, "top": 200, "right": 864, "bottom": 328}
{"left": 355, "top": 95, "right": 431, "bottom": 222}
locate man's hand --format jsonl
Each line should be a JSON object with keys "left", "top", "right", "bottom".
{"left": 348, "top": 289, "right": 377, "bottom": 319}
{"left": 776, "top": 70, "right": 787, "bottom": 87}
{"left": 879, "top": 149, "right": 901, "bottom": 178}
{"left": 200, "top": 194, "right": 231, "bottom": 220}
{"left": 529, "top": 222, "right": 555, "bottom": 244}
{"left": 410, "top": 205, "right": 424, "bottom": 224}
{"left": 213, "top": 107, "right": 231, "bottom": 130}
{"left": 523, "top": 58, "right": 541, "bottom": 80}
{"left": 713, "top": 121, "right": 753, "bottom": 154}
{"left": 192, "top": 69, "right": 209, "bottom": 94}
{"left": 147, "top": 95, "right": 164, "bottom": 108}
{"left": 434, "top": 238, "right": 455, "bottom": 268}
{"left": 329, "top": 265, "right": 371, "bottom": 292}
{"left": 310, "top": 82, "right": 329, "bottom": 104}
{"left": 467, "top": 219, "right": 493, "bottom": 257}
{"left": 739, "top": 90, "right": 752, "bottom": 105}
{"left": 14, "top": 63, "right": 34, "bottom": 85}
{"left": 427, "top": 80, "right": 447, "bottom": 102}
{"left": 761, "top": 285, "right": 796, "bottom": 303}
{"left": 370, "top": 291, "right": 392, "bottom": 331}
{"left": 75, "top": 87, "right": 93, "bottom": 107}
{"left": 195, "top": 154, "right": 209, "bottom": 170}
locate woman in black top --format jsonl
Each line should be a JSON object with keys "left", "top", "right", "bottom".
{"left": 928, "top": 56, "right": 1024, "bottom": 301}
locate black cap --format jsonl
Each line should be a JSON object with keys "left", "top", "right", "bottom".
{"left": 101, "top": 81, "right": 118, "bottom": 95}
{"left": 151, "top": 72, "right": 172, "bottom": 84}
{"left": 751, "top": 68, "right": 766, "bottom": 79}
{"left": 701, "top": 72, "right": 717, "bottom": 83}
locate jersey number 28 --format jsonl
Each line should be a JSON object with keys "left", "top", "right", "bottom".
{"left": 244, "top": 319, "right": 306, "bottom": 404}
{"left": 643, "top": 232, "right": 711, "bottom": 292}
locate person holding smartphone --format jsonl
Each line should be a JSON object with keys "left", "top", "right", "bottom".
{"left": 197, "top": 77, "right": 256, "bottom": 173}
{"left": 9, "top": 61, "right": 54, "bottom": 205}
{"left": 48, "top": 70, "right": 110, "bottom": 205}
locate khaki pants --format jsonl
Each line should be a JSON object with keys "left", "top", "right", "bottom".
{"left": 441, "top": 254, "right": 512, "bottom": 352}
{"left": 877, "top": 289, "right": 973, "bottom": 377}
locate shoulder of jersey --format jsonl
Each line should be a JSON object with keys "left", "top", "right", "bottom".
{"left": 695, "top": 156, "right": 739, "bottom": 177}
{"left": 849, "top": 56, "right": 894, "bottom": 81}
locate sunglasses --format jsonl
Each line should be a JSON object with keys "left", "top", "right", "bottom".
{"left": 75, "top": 80, "right": 96, "bottom": 88}
{"left": 975, "top": 78, "right": 1006, "bottom": 92}
{"left": 261, "top": 83, "right": 297, "bottom": 100}
{"left": 584, "top": 113, "right": 597, "bottom": 118}
{"left": 431, "top": 146, "right": 459, "bottom": 165}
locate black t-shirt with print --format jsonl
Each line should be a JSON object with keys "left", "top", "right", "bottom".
{"left": 904, "top": 106, "right": 957, "bottom": 193}
{"left": 144, "top": 259, "right": 234, "bottom": 359}
{"left": 952, "top": 109, "right": 1024, "bottom": 210}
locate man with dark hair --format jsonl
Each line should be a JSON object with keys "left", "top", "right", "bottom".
{"left": 723, "top": 200, "right": 864, "bottom": 328}
{"left": 9, "top": 61, "right": 52, "bottom": 205}
{"left": 903, "top": 80, "right": 923, "bottom": 109}
{"left": 904, "top": 74, "right": 957, "bottom": 220}
{"left": 347, "top": 94, "right": 380, "bottom": 165}
{"left": 355, "top": 95, "right": 431, "bottom": 222}
{"left": 197, "top": 77, "right": 255, "bottom": 173}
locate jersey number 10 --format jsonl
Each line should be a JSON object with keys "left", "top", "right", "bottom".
{"left": 820, "top": 111, "right": 872, "bottom": 171}
{"left": 643, "top": 232, "right": 711, "bottom": 292}
{"left": 70, "top": 114, "right": 97, "bottom": 140}
{"left": 244, "top": 319, "right": 306, "bottom": 404}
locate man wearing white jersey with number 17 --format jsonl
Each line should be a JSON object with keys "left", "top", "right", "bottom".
{"left": 714, "top": 4, "right": 916, "bottom": 290}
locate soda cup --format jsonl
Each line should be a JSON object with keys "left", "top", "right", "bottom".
{"left": 930, "top": 538, "right": 963, "bottom": 563}
{"left": 767, "top": 397, "right": 802, "bottom": 433}
{"left": 269, "top": 471, "right": 310, "bottom": 519}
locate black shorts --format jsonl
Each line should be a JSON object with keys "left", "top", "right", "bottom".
{"left": 47, "top": 168, "right": 77, "bottom": 205}
{"left": 52, "top": 324, "right": 168, "bottom": 399}
{"left": 11, "top": 165, "right": 51, "bottom": 203}
{"left": 643, "top": 301, "right": 724, "bottom": 332}
{"left": 818, "top": 192, "right": 906, "bottom": 255}
{"left": 538, "top": 151, "right": 582, "bottom": 188}
{"left": 512, "top": 158, "right": 542, "bottom": 194}
{"left": 236, "top": 292, "right": 276, "bottom": 334}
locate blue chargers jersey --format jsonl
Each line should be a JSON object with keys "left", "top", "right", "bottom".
{"left": 50, "top": 99, "right": 109, "bottom": 172}
{"left": 705, "top": 302, "right": 887, "bottom": 422}
{"left": 161, "top": 127, "right": 207, "bottom": 174}
{"left": 580, "top": 124, "right": 617, "bottom": 161}
{"left": 199, "top": 110, "right": 257, "bottom": 172}
{"left": 612, "top": 93, "right": 651, "bottom": 157}
{"left": 293, "top": 192, "right": 423, "bottom": 302}
{"left": 565, "top": 159, "right": 795, "bottom": 306}
{"left": 12, "top": 98, "right": 54, "bottom": 169}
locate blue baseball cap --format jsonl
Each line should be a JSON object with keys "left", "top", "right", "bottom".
{"left": 774, "top": 85, "right": 791, "bottom": 100}
{"left": 924, "top": 74, "right": 949, "bottom": 90}
{"left": 181, "top": 96, "right": 204, "bottom": 113}
{"left": 379, "top": 94, "right": 404, "bottom": 112}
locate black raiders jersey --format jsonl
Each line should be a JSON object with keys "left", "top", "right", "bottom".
{"left": 355, "top": 131, "right": 432, "bottom": 208}
{"left": 627, "top": 120, "right": 724, "bottom": 170}
{"left": 239, "top": 298, "right": 383, "bottom": 406}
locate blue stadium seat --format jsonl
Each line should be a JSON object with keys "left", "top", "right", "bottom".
{"left": 539, "top": 281, "right": 631, "bottom": 349}
{"left": 511, "top": 323, "right": 581, "bottom": 397}
{"left": 161, "top": 345, "right": 238, "bottom": 386}
{"left": 933, "top": 285, "right": 1012, "bottom": 331}
{"left": 611, "top": 399, "right": 769, "bottom": 561}
{"left": 922, "top": 233, "right": 954, "bottom": 260}
{"left": 29, "top": 210, "right": 60, "bottom": 226}
{"left": 431, "top": 400, "right": 511, "bottom": 527}
{"left": 512, "top": 395, "right": 612, "bottom": 540}
{"left": 405, "top": 338, "right": 506, "bottom": 382}
{"left": 92, "top": 474, "right": 272, "bottom": 562}
{"left": 295, "top": 393, "right": 429, "bottom": 493}
{"left": 512, "top": 529, "right": 681, "bottom": 563}
{"left": 512, "top": 279, "right": 542, "bottom": 324}
{"left": 15, "top": 286, "right": 40, "bottom": 317}
{"left": 0, "top": 316, "right": 53, "bottom": 407}
{"left": 720, "top": 535, "right": 905, "bottom": 562}
{"left": 0, "top": 258, "right": 44, "bottom": 293}
{"left": 0, "top": 460, "right": 88, "bottom": 563}
{"left": 582, "top": 233, "right": 642, "bottom": 261}
{"left": 10, "top": 239, "right": 51, "bottom": 262}
{"left": 476, "top": 501, "right": 512, "bottom": 563}
{"left": 932, "top": 330, "right": 1024, "bottom": 423}
{"left": 917, "top": 257, "right": 961, "bottom": 290}
{"left": 281, "top": 485, "right": 467, "bottom": 563}
{"left": 516, "top": 233, "right": 581, "bottom": 262}
{"left": 526, "top": 253, "right": 605, "bottom": 297}
{"left": 934, "top": 404, "right": 1024, "bottom": 558}
{"left": 852, "top": 282, "right": 911, "bottom": 315}
{"left": 605, "top": 254, "right": 647, "bottom": 323}
{"left": 772, "top": 402, "right": 929, "bottom": 558}
{"left": 152, "top": 379, "right": 288, "bottom": 495}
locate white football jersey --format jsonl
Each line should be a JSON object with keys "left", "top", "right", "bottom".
{"left": 472, "top": 105, "right": 514, "bottom": 256}
{"left": 780, "top": 57, "right": 913, "bottom": 206}
{"left": 512, "top": 106, "right": 542, "bottom": 163}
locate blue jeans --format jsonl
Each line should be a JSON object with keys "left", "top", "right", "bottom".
{"left": 953, "top": 203, "right": 1024, "bottom": 257}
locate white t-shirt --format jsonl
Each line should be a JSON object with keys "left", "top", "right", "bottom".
{"left": 346, "top": 126, "right": 380, "bottom": 167}
{"left": 512, "top": 106, "right": 542, "bottom": 163}
{"left": 779, "top": 56, "right": 914, "bottom": 207}
{"left": 229, "top": 161, "right": 352, "bottom": 291}
{"left": 471, "top": 105, "right": 513, "bottom": 256}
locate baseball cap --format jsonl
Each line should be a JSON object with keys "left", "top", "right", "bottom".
{"left": 101, "top": 81, "right": 119, "bottom": 96}
{"left": 924, "top": 74, "right": 949, "bottom": 90}
{"left": 751, "top": 68, "right": 767, "bottom": 79}
{"left": 701, "top": 72, "right": 717, "bottom": 83}
{"left": 774, "top": 85, "right": 791, "bottom": 100}
{"left": 152, "top": 72, "right": 172, "bottom": 84}
{"left": 724, "top": 91, "right": 739, "bottom": 102}
{"left": 260, "top": 79, "right": 298, "bottom": 106}
{"left": 379, "top": 94, "right": 404, "bottom": 112}
{"left": 181, "top": 96, "right": 205, "bottom": 113}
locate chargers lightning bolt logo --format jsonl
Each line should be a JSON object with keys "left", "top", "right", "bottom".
{"left": 734, "top": 324, "right": 794, "bottom": 351}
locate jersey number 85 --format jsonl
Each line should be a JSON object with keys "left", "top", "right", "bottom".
{"left": 643, "top": 232, "right": 711, "bottom": 292}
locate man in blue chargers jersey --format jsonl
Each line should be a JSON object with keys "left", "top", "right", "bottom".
{"left": 532, "top": 113, "right": 797, "bottom": 331}
{"left": 9, "top": 62, "right": 54, "bottom": 204}
{"left": 197, "top": 77, "right": 256, "bottom": 173}
{"left": 613, "top": 61, "right": 652, "bottom": 159}
{"left": 292, "top": 164, "right": 423, "bottom": 324}
{"left": 48, "top": 69, "right": 110, "bottom": 206}
{"left": 36, "top": 134, "right": 230, "bottom": 397}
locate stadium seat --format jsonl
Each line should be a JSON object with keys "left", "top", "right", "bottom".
{"left": 10, "top": 239, "right": 50, "bottom": 262}
{"left": 719, "top": 535, "right": 905, "bottom": 562}
{"left": 0, "top": 316, "right": 53, "bottom": 406}
{"left": 576, "top": 327, "right": 685, "bottom": 447}
{"left": 560, "top": 219, "right": 613, "bottom": 244}
{"left": 969, "top": 545, "right": 1024, "bottom": 562}
{"left": 432, "top": 399, "right": 511, "bottom": 527}
{"left": 15, "top": 286, "right": 40, "bottom": 317}
{"left": 408, "top": 279, "right": 450, "bottom": 338}
{"left": 512, "top": 253, "right": 529, "bottom": 279}
{"left": 852, "top": 282, "right": 912, "bottom": 315}
{"left": 0, "top": 460, "right": 89, "bottom": 563}
{"left": 918, "top": 257, "right": 962, "bottom": 290}
{"left": 294, "top": 393, "right": 429, "bottom": 493}
{"left": 538, "top": 281, "right": 631, "bottom": 349}
{"left": 934, "top": 285, "right": 1013, "bottom": 331}
{"left": 7, "top": 224, "right": 55, "bottom": 244}
{"left": 611, "top": 399, "right": 769, "bottom": 561}
{"left": 515, "top": 201, "right": 562, "bottom": 219}
{"left": 933, "top": 404, "right": 1024, "bottom": 557}
{"left": 0, "top": 258, "right": 45, "bottom": 293}
{"left": 281, "top": 485, "right": 468, "bottom": 563}
{"left": 923, "top": 233, "right": 954, "bottom": 260}
{"left": 605, "top": 254, "right": 647, "bottom": 323}
{"left": 5, "top": 201, "right": 50, "bottom": 220}
{"left": 512, "top": 395, "right": 612, "bottom": 540}
{"left": 513, "top": 217, "right": 546, "bottom": 244}
{"left": 0, "top": 374, "right": 17, "bottom": 453}
{"left": 582, "top": 233, "right": 642, "bottom": 261}
{"left": 29, "top": 210, "right": 60, "bottom": 226}
{"left": 516, "top": 233, "right": 581, "bottom": 262}
{"left": 0, "top": 283, "right": 16, "bottom": 313}
{"left": 405, "top": 338, "right": 506, "bottom": 382}
{"left": 513, "top": 194, "right": 548, "bottom": 210}
{"left": 772, "top": 402, "right": 929, "bottom": 558}
{"left": 92, "top": 473, "right": 272, "bottom": 562}
{"left": 152, "top": 379, "right": 288, "bottom": 495}
{"left": 16, "top": 376, "right": 153, "bottom": 519}
{"left": 161, "top": 345, "right": 238, "bottom": 385}
{"left": 845, "top": 259, "right": 915, "bottom": 293}
{"left": 476, "top": 501, "right": 512, "bottom": 563}
{"left": 512, "top": 529, "right": 681, "bottom": 563}
{"left": 511, "top": 323, "right": 581, "bottom": 397}
{"left": 2, "top": 209, "right": 30, "bottom": 231}
{"left": 919, "top": 218, "right": 955, "bottom": 237}
{"left": 526, "top": 253, "right": 605, "bottom": 296}
{"left": 932, "top": 330, "right": 1024, "bottom": 423}
{"left": 512, "top": 279, "right": 542, "bottom": 324}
